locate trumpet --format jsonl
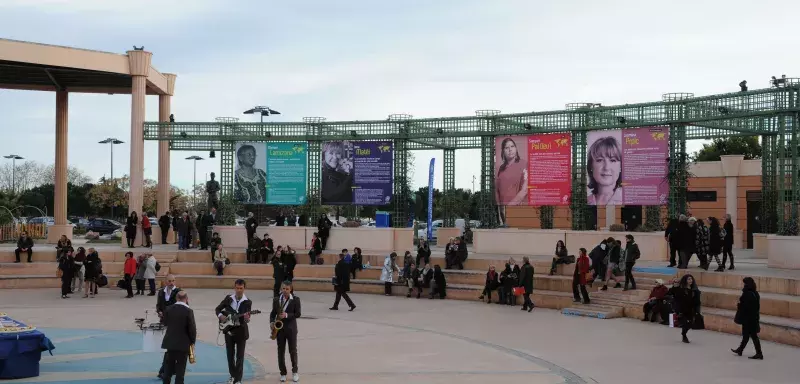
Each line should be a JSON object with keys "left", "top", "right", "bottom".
{"left": 270, "top": 302, "right": 284, "bottom": 340}
{"left": 188, "top": 344, "right": 196, "bottom": 364}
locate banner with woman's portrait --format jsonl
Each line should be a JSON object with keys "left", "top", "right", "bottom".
{"left": 586, "top": 127, "right": 668, "bottom": 206}
{"left": 493, "top": 134, "right": 571, "bottom": 207}
{"left": 321, "top": 141, "right": 393, "bottom": 205}
{"left": 234, "top": 142, "right": 268, "bottom": 204}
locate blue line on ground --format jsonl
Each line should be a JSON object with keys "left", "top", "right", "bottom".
{"left": 632, "top": 266, "right": 676, "bottom": 275}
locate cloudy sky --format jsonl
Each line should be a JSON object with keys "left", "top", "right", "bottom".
{"left": 0, "top": 0, "right": 795, "bottom": 192}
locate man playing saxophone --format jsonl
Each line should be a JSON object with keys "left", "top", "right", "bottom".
{"left": 270, "top": 280, "right": 301, "bottom": 382}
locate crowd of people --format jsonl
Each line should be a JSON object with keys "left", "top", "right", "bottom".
{"left": 665, "top": 213, "right": 735, "bottom": 271}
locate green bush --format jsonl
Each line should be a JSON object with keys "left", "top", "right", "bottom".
{"left": 609, "top": 223, "right": 625, "bottom": 232}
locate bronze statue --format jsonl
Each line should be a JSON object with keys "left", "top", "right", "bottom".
{"left": 206, "top": 172, "right": 221, "bottom": 209}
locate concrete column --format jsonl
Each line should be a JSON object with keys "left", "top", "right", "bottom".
{"left": 720, "top": 155, "right": 744, "bottom": 228}
{"left": 126, "top": 50, "right": 152, "bottom": 217}
{"left": 157, "top": 74, "right": 176, "bottom": 217}
{"left": 48, "top": 91, "right": 72, "bottom": 243}
{"left": 605, "top": 205, "right": 616, "bottom": 229}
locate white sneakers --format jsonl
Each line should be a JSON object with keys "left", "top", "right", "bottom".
{"left": 293, "top": 373, "right": 300, "bottom": 382}
{"left": 226, "top": 378, "right": 234, "bottom": 384}
{"left": 280, "top": 375, "right": 286, "bottom": 382}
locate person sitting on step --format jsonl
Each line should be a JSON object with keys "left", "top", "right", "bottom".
{"left": 642, "top": 279, "right": 669, "bottom": 323}
{"left": 550, "top": 240, "right": 570, "bottom": 275}
{"left": 478, "top": 265, "right": 500, "bottom": 303}
{"left": 213, "top": 245, "right": 229, "bottom": 276}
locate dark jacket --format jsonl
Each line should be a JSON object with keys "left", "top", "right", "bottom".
{"left": 678, "top": 222, "right": 695, "bottom": 253}
{"left": 457, "top": 240, "right": 468, "bottom": 262}
{"left": 271, "top": 257, "right": 286, "bottom": 282}
{"left": 156, "top": 286, "right": 182, "bottom": 315}
{"left": 625, "top": 241, "right": 641, "bottom": 264}
{"left": 158, "top": 214, "right": 171, "bottom": 229}
{"left": 335, "top": 259, "right": 351, "bottom": 291}
{"left": 709, "top": 224, "right": 723, "bottom": 255}
{"left": 58, "top": 254, "right": 74, "bottom": 280}
{"left": 215, "top": 295, "right": 253, "bottom": 341}
{"left": 125, "top": 216, "right": 138, "bottom": 237}
{"left": 245, "top": 216, "right": 258, "bottom": 234}
{"left": 321, "top": 167, "right": 353, "bottom": 204}
{"left": 484, "top": 270, "right": 499, "bottom": 291}
{"left": 210, "top": 236, "right": 222, "bottom": 251}
{"left": 311, "top": 238, "right": 322, "bottom": 255}
{"left": 16, "top": 236, "right": 33, "bottom": 250}
{"left": 171, "top": 215, "right": 179, "bottom": 231}
{"left": 674, "top": 287, "right": 701, "bottom": 320}
{"left": 723, "top": 221, "right": 734, "bottom": 245}
{"left": 201, "top": 213, "right": 216, "bottom": 229}
{"left": 501, "top": 266, "right": 518, "bottom": 291}
{"left": 589, "top": 244, "right": 607, "bottom": 266}
{"left": 735, "top": 288, "right": 760, "bottom": 333}
{"left": 518, "top": 262, "right": 534, "bottom": 294}
{"left": 270, "top": 294, "right": 301, "bottom": 332}
{"left": 317, "top": 216, "right": 332, "bottom": 237}
{"left": 161, "top": 303, "right": 197, "bottom": 352}
{"left": 665, "top": 219, "right": 680, "bottom": 247}
{"left": 609, "top": 245, "right": 621, "bottom": 264}
{"left": 176, "top": 217, "right": 190, "bottom": 236}
{"left": 281, "top": 250, "right": 297, "bottom": 273}
{"left": 83, "top": 251, "right": 101, "bottom": 280}
{"left": 433, "top": 268, "right": 447, "bottom": 296}
{"left": 351, "top": 252, "right": 363, "bottom": 271}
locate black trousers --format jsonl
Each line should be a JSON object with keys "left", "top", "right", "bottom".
{"left": 624, "top": 262, "right": 636, "bottom": 289}
{"left": 681, "top": 319, "right": 692, "bottom": 337}
{"left": 522, "top": 293, "right": 533, "bottom": 309}
{"left": 135, "top": 279, "right": 145, "bottom": 294}
{"left": 124, "top": 273, "right": 133, "bottom": 296}
{"left": 15, "top": 248, "right": 32, "bottom": 262}
{"left": 738, "top": 328, "right": 762, "bottom": 354}
{"left": 384, "top": 282, "right": 392, "bottom": 295}
{"left": 225, "top": 335, "right": 246, "bottom": 382}
{"left": 333, "top": 287, "right": 355, "bottom": 308}
{"left": 276, "top": 329, "right": 298, "bottom": 375}
{"left": 160, "top": 226, "right": 169, "bottom": 244}
{"left": 320, "top": 235, "right": 328, "bottom": 249}
{"left": 723, "top": 244, "right": 734, "bottom": 267}
{"left": 642, "top": 300, "right": 665, "bottom": 321}
{"left": 572, "top": 278, "right": 590, "bottom": 303}
{"left": 246, "top": 229, "right": 255, "bottom": 246}
{"left": 415, "top": 254, "right": 430, "bottom": 268}
{"left": 149, "top": 278, "right": 156, "bottom": 294}
{"left": 668, "top": 244, "right": 678, "bottom": 265}
{"left": 678, "top": 250, "right": 691, "bottom": 269}
{"left": 162, "top": 350, "right": 188, "bottom": 384}
{"left": 273, "top": 280, "right": 282, "bottom": 297}
{"left": 60, "top": 276, "right": 71, "bottom": 296}
{"left": 309, "top": 252, "right": 318, "bottom": 265}
{"left": 198, "top": 228, "right": 208, "bottom": 249}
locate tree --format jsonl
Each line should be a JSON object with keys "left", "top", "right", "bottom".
{"left": 0, "top": 161, "right": 45, "bottom": 192}
{"left": 692, "top": 136, "right": 762, "bottom": 162}
{"left": 38, "top": 164, "right": 92, "bottom": 186}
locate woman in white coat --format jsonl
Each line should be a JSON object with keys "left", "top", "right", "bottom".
{"left": 144, "top": 253, "right": 157, "bottom": 296}
{"left": 213, "top": 244, "right": 229, "bottom": 276}
{"left": 380, "top": 252, "right": 400, "bottom": 296}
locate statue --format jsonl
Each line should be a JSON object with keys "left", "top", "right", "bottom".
{"left": 206, "top": 172, "right": 221, "bottom": 210}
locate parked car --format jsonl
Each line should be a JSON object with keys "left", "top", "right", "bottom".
{"left": 69, "top": 217, "right": 90, "bottom": 229}
{"left": 416, "top": 218, "right": 481, "bottom": 241}
{"left": 86, "top": 218, "right": 123, "bottom": 235}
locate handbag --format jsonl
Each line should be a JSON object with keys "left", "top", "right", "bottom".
{"left": 331, "top": 276, "right": 338, "bottom": 286}
{"left": 584, "top": 272, "right": 593, "bottom": 282}
{"left": 56, "top": 267, "right": 63, "bottom": 278}
{"left": 692, "top": 314, "right": 705, "bottom": 330}
{"left": 512, "top": 287, "right": 524, "bottom": 296}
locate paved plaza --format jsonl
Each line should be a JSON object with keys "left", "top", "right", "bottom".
{"left": 2, "top": 286, "right": 798, "bottom": 384}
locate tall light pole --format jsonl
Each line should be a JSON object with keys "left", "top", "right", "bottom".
{"left": 243, "top": 106, "right": 281, "bottom": 123}
{"left": 186, "top": 155, "right": 204, "bottom": 208}
{"left": 99, "top": 138, "right": 124, "bottom": 218}
{"left": 4, "top": 155, "right": 24, "bottom": 194}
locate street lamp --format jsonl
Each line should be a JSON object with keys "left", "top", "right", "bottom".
{"left": 186, "top": 155, "right": 204, "bottom": 207}
{"left": 98, "top": 138, "right": 124, "bottom": 218}
{"left": 243, "top": 106, "right": 281, "bottom": 123}
{"left": 4, "top": 155, "right": 24, "bottom": 194}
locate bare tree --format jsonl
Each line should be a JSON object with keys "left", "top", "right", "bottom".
{"left": 0, "top": 161, "right": 46, "bottom": 192}
{"left": 38, "top": 164, "right": 93, "bottom": 186}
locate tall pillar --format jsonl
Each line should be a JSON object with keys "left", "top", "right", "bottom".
{"left": 48, "top": 91, "right": 72, "bottom": 243}
{"left": 127, "top": 50, "right": 152, "bottom": 217}
{"left": 156, "top": 74, "right": 176, "bottom": 243}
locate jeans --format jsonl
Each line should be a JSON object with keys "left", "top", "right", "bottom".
{"left": 177, "top": 234, "right": 186, "bottom": 250}
{"left": 72, "top": 267, "right": 84, "bottom": 293}
{"left": 148, "top": 278, "right": 156, "bottom": 294}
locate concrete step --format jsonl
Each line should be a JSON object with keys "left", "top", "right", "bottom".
{"left": 561, "top": 304, "right": 624, "bottom": 319}
{"left": 700, "top": 286, "right": 800, "bottom": 320}
{"left": 702, "top": 307, "right": 800, "bottom": 347}
{"left": 0, "top": 249, "right": 178, "bottom": 263}
{"left": 0, "top": 262, "right": 170, "bottom": 278}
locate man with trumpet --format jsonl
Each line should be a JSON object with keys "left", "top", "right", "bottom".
{"left": 271, "top": 280, "right": 301, "bottom": 382}
{"left": 160, "top": 290, "right": 196, "bottom": 384}
{"left": 216, "top": 279, "right": 253, "bottom": 384}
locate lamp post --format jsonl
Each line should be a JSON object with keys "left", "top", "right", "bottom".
{"left": 186, "top": 155, "right": 204, "bottom": 208}
{"left": 4, "top": 155, "right": 24, "bottom": 194}
{"left": 98, "top": 138, "right": 124, "bottom": 218}
{"left": 243, "top": 106, "right": 281, "bottom": 123}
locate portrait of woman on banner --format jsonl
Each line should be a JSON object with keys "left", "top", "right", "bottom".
{"left": 321, "top": 141, "right": 354, "bottom": 204}
{"left": 234, "top": 143, "right": 268, "bottom": 203}
{"left": 586, "top": 134, "right": 623, "bottom": 206}
{"left": 495, "top": 137, "right": 528, "bottom": 206}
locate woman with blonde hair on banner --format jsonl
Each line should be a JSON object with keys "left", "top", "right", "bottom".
{"left": 234, "top": 143, "right": 267, "bottom": 203}
{"left": 321, "top": 141, "right": 354, "bottom": 204}
{"left": 586, "top": 135, "right": 623, "bottom": 206}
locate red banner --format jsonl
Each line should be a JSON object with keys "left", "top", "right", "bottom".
{"left": 527, "top": 134, "right": 572, "bottom": 206}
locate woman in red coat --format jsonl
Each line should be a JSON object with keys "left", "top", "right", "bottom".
{"left": 572, "top": 248, "right": 591, "bottom": 304}
{"left": 123, "top": 251, "right": 137, "bottom": 298}
{"left": 141, "top": 213, "right": 152, "bottom": 248}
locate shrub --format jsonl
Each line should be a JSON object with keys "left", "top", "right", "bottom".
{"left": 609, "top": 223, "right": 625, "bottom": 232}
{"left": 84, "top": 231, "right": 99, "bottom": 240}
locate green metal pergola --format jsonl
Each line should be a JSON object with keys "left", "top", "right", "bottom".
{"left": 144, "top": 81, "right": 800, "bottom": 233}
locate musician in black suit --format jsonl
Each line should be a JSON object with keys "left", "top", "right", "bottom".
{"left": 271, "top": 281, "right": 302, "bottom": 383}
{"left": 215, "top": 279, "right": 252, "bottom": 384}
{"left": 161, "top": 291, "right": 196, "bottom": 384}
{"left": 157, "top": 275, "right": 182, "bottom": 380}
{"left": 330, "top": 253, "right": 356, "bottom": 311}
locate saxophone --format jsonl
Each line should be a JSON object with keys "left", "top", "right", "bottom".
{"left": 270, "top": 300, "right": 284, "bottom": 340}
{"left": 188, "top": 344, "right": 196, "bottom": 364}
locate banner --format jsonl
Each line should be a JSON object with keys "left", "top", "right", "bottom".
{"left": 321, "top": 141, "right": 393, "bottom": 205}
{"left": 586, "top": 127, "right": 669, "bottom": 206}
{"left": 234, "top": 142, "right": 268, "bottom": 204}
{"left": 427, "top": 158, "right": 435, "bottom": 241}
{"left": 265, "top": 142, "right": 308, "bottom": 205}
{"left": 494, "top": 134, "right": 571, "bottom": 206}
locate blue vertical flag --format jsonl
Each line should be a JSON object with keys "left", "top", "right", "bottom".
{"left": 427, "top": 158, "right": 435, "bottom": 241}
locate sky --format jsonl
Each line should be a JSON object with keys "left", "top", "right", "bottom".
{"left": 0, "top": 0, "right": 796, "bottom": 192}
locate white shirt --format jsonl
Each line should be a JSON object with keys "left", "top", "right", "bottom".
{"left": 280, "top": 293, "right": 293, "bottom": 310}
{"left": 164, "top": 286, "right": 176, "bottom": 302}
{"left": 174, "top": 301, "right": 190, "bottom": 309}
{"left": 218, "top": 294, "right": 248, "bottom": 318}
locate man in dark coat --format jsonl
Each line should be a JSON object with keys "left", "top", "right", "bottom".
{"left": 271, "top": 254, "right": 286, "bottom": 297}
{"left": 732, "top": 277, "right": 762, "bottom": 359}
{"left": 664, "top": 217, "right": 679, "bottom": 267}
{"left": 330, "top": 253, "right": 356, "bottom": 311}
{"left": 199, "top": 208, "right": 216, "bottom": 250}
{"left": 158, "top": 211, "right": 171, "bottom": 245}
{"left": 176, "top": 212, "right": 190, "bottom": 250}
{"left": 14, "top": 231, "right": 34, "bottom": 263}
{"left": 216, "top": 279, "right": 253, "bottom": 384}
{"left": 245, "top": 212, "right": 258, "bottom": 245}
{"left": 678, "top": 215, "right": 696, "bottom": 269}
{"left": 317, "top": 214, "right": 332, "bottom": 249}
{"left": 161, "top": 291, "right": 196, "bottom": 384}
{"left": 518, "top": 256, "right": 534, "bottom": 312}
{"left": 271, "top": 281, "right": 302, "bottom": 382}
{"left": 723, "top": 214, "right": 735, "bottom": 270}
{"left": 156, "top": 275, "right": 182, "bottom": 380}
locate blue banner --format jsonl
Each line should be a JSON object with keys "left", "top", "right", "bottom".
{"left": 427, "top": 158, "right": 435, "bottom": 241}
{"left": 265, "top": 142, "right": 308, "bottom": 205}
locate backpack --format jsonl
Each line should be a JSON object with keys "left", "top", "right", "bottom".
{"left": 155, "top": 262, "right": 162, "bottom": 272}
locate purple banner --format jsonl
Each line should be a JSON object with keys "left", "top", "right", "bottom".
{"left": 321, "top": 141, "right": 393, "bottom": 205}
{"left": 621, "top": 127, "right": 669, "bottom": 205}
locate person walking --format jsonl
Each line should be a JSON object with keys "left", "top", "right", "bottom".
{"left": 674, "top": 274, "right": 701, "bottom": 343}
{"left": 159, "top": 211, "right": 171, "bottom": 245}
{"left": 732, "top": 277, "right": 763, "bottom": 359}
{"left": 518, "top": 256, "right": 534, "bottom": 312}
{"left": 678, "top": 214, "right": 695, "bottom": 269}
{"left": 125, "top": 211, "right": 139, "bottom": 248}
{"left": 623, "top": 234, "right": 640, "bottom": 291}
{"left": 573, "top": 248, "right": 591, "bottom": 304}
{"left": 723, "top": 213, "right": 735, "bottom": 270}
{"left": 161, "top": 291, "right": 196, "bottom": 384}
{"left": 330, "top": 253, "right": 356, "bottom": 311}
{"left": 708, "top": 217, "right": 725, "bottom": 271}
{"left": 123, "top": 251, "right": 136, "bottom": 298}
{"left": 664, "top": 217, "right": 680, "bottom": 267}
